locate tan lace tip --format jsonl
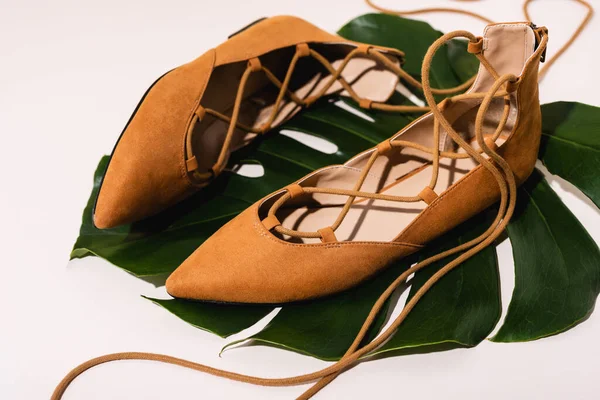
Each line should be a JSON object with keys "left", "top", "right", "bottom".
{"left": 285, "top": 183, "right": 304, "bottom": 199}
{"left": 376, "top": 140, "right": 393, "bottom": 155}
{"left": 186, "top": 156, "right": 199, "bottom": 172}
{"left": 359, "top": 99, "right": 373, "bottom": 109}
{"left": 418, "top": 187, "right": 438, "bottom": 205}
{"left": 318, "top": 226, "right": 338, "bottom": 243}
{"left": 296, "top": 43, "right": 310, "bottom": 57}
{"left": 262, "top": 215, "right": 281, "bottom": 231}
{"left": 248, "top": 57, "right": 262, "bottom": 72}
{"left": 467, "top": 37, "right": 484, "bottom": 54}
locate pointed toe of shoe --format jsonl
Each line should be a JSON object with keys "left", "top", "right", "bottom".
{"left": 165, "top": 258, "right": 218, "bottom": 302}
{"left": 92, "top": 125, "right": 194, "bottom": 229}
{"left": 92, "top": 51, "right": 216, "bottom": 229}
{"left": 165, "top": 204, "right": 419, "bottom": 304}
{"left": 93, "top": 193, "right": 126, "bottom": 229}
{"left": 164, "top": 217, "right": 256, "bottom": 302}
{"left": 93, "top": 152, "right": 193, "bottom": 229}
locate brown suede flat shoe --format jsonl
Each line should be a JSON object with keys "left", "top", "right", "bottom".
{"left": 166, "top": 22, "right": 549, "bottom": 304}
{"left": 93, "top": 15, "right": 413, "bottom": 229}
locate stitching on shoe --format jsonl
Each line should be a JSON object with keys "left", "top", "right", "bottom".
{"left": 252, "top": 220, "right": 422, "bottom": 250}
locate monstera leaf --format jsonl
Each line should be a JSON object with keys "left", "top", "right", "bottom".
{"left": 71, "top": 14, "right": 600, "bottom": 360}
{"left": 538, "top": 101, "right": 600, "bottom": 208}
{"left": 493, "top": 170, "right": 600, "bottom": 342}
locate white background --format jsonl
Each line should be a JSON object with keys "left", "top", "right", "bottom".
{"left": 2, "top": 0, "right": 599, "bottom": 399}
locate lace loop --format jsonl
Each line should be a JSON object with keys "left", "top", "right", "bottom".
{"left": 359, "top": 98, "right": 373, "bottom": 109}
{"left": 375, "top": 140, "right": 393, "bottom": 155}
{"left": 506, "top": 77, "right": 520, "bottom": 93}
{"left": 194, "top": 105, "right": 206, "bottom": 119}
{"left": 285, "top": 183, "right": 305, "bottom": 199}
{"left": 262, "top": 214, "right": 281, "bottom": 231}
{"left": 296, "top": 43, "right": 310, "bottom": 57}
{"left": 467, "top": 36, "right": 484, "bottom": 54}
{"left": 318, "top": 227, "right": 338, "bottom": 243}
{"left": 247, "top": 57, "right": 262, "bottom": 72}
{"left": 356, "top": 44, "right": 372, "bottom": 54}
{"left": 418, "top": 187, "right": 438, "bottom": 204}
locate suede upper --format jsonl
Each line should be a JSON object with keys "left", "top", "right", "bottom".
{"left": 93, "top": 16, "right": 404, "bottom": 229}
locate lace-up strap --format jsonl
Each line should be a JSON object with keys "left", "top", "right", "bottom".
{"left": 263, "top": 31, "right": 514, "bottom": 241}
{"left": 185, "top": 42, "right": 417, "bottom": 182}
{"left": 296, "top": 43, "right": 311, "bottom": 57}
{"left": 184, "top": 34, "right": 485, "bottom": 183}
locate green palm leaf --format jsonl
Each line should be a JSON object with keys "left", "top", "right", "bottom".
{"left": 539, "top": 101, "right": 600, "bottom": 208}
{"left": 71, "top": 13, "right": 600, "bottom": 360}
{"left": 493, "top": 170, "right": 600, "bottom": 342}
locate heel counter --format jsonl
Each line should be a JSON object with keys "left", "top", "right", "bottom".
{"left": 473, "top": 23, "right": 535, "bottom": 92}
{"left": 504, "top": 46, "right": 544, "bottom": 185}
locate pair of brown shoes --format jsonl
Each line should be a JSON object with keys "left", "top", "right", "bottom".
{"left": 93, "top": 16, "right": 548, "bottom": 304}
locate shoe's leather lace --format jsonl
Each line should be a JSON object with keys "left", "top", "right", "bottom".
{"left": 185, "top": 40, "right": 476, "bottom": 183}
{"left": 262, "top": 35, "right": 513, "bottom": 241}
{"left": 52, "top": 27, "right": 549, "bottom": 400}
